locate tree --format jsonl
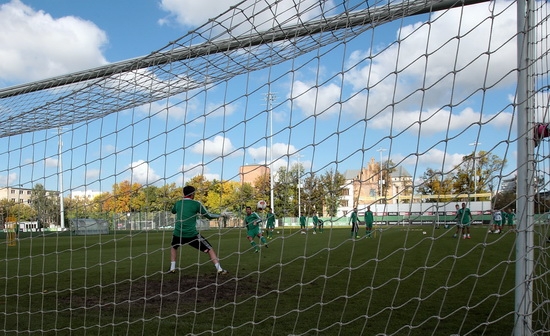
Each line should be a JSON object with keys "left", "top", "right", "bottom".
{"left": 30, "top": 183, "right": 59, "bottom": 227}
{"left": 205, "top": 180, "right": 241, "bottom": 212}
{"left": 155, "top": 183, "right": 179, "bottom": 211}
{"left": 459, "top": 150, "right": 506, "bottom": 198}
{"left": 253, "top": 173, "right": 271, "bottom": 206}
{"left": 420, "top": 150, "right": 506, "bottom": 200}
{"left": 103, "top": 181, "right": 142, "bottom": 214}
{"left": 418, "top": 168, "right": 455, "bottom": 201}
{"left": 133, "top": 185, "right": 159, "bottom": 212}
{"left": 64, "top": 196, "right": 94, "bottom": 219}
{"left": 320, "top": 169, "right": 346, "bottom": 217}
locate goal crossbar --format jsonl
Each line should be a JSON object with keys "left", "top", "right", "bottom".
{"left": 0, "top": 0, "right": 489, "bottom": 139}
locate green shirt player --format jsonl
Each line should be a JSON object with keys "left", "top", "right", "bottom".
{"left": 299, "top": 214, "right": 307, "bottom": 234}
{"left": 349, "top": 208, "right": 360, "bottom": 238}
{"left": 265, "top": 207, "right": 276, "bottom": 239}
{"left": 457, "top": 202, "right": 473, "bottom": 239}
{"left": 168, "top": 185, "right": 228, "bottom": 275}
{"left": 312, "top": 213, "right": 320, "bottom": 234}
{"left": 244, "top": 206, "right": 268, "bottom": 252}
{"left": 364, "top": 206, "right": 374, "bottom": 238}
{"left": 505, "top": 208, "right": 516, "bottom": 231}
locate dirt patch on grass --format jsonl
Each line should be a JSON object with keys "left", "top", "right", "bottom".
{"left": 57, "top": 272, "right": 273, "bottom": 314}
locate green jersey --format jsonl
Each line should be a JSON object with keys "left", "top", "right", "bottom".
{"left": 312, "top": 215, "right": 320, "bottom": 226}
{"left": 364, "top": 210, "right": 374, "bottom": 226}
{"left": 349, "top": 211, "right": 359, "bottom": 224}
{"left": 506, "top": 212, "right": 515, "bottom": 225}
{"left": 266, "top": 212, "right": 276, "bottom": 228}
{"left": 299, "top": 216, "right": 307, "bottom": 227}
{"left": 171, "top": 198, "right": 219, "bottom": 238}
{"left": 245, "top": 212, "right": 262, "bottom": 230}
{"left": 458, "top": 207, "right": 472, "bottom": 225}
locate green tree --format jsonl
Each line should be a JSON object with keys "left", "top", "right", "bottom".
{"left": 30, "top": 183, "right": 59, "bottom": 227}
{"left": 64, "top": 196, "right": 95, "bottom": 219}
{"left": 273, "top": 163, "right": 304, "bottom": 217}
{"left": 253, "top": 173, "right": 271, "bottom": 206}
{"left": 0, "top": 199, "right": 16, "bottom": 224}
{"left": 155, "top": 183, "right": 179, "bottom": 211}
{"left": 418, "top": 168, "right": 455, "bottom": 201}
{"left": 302, "top": 173, "right": 324, "bottom": 216}
{"left": 9, "top": 203, "right": 36, "bottom": 221}
{"left": 320, "top": 169, "right": 346, "bottom": 217}
{"left": 458, "top": 150, "right": 506, "bottom": 198}
{"left": 187, "top": 175, "right": 212, "bottom": 204}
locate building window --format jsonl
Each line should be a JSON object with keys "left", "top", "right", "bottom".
{"left": 341, "top": 188, "right": 349, "bottom": 196}
{"left": 11, "top": 190, "right": 15, "bottom": 194}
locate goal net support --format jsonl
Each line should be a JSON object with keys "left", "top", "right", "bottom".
{"left": 1, "top": 0, "right": 549, "bottom": 335}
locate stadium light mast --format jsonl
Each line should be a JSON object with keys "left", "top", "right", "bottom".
{"left": 469, "top": 142, "right": 481, "bottom": 201}
{"left": 296, "top": 154, "right": 303, "bottom": 218}
{"left": 57, "top": 127, "right": 65, "bottom": 229}
{"left": 266, "top": 92, "right": 276, "bottom": 213}
{"left": 377, "top": 148, "right": 387, "bottom": 199}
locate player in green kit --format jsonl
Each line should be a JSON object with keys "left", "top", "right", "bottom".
{"left": 168, "top": 185, "right": 228, "bottom": 275}
{"left": 505, "top": 208, "right": 516, "bottom": 232}
{"left": 299, "top": 214, "right": 307, "bottom": 234}
{"left": 349, "top": 208, "right": 360, "bottom": 238}
{"left": 244, "top": 206, "right": 268, "bottom": 252}
{"left": 364, "top": 206, "right": 374, "bottom": 238}
{"left": 458, "top": 202, "right": 473, "bottom": 239}
{"left": 265, "top": 206, "right": 276, "bottom": 239}
{"left": 312, "top": 212, "right": 320, "bottom": 234}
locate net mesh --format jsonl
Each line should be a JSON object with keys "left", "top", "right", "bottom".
{"left": 1, "top": 0, "right": 549, "bottom": 335}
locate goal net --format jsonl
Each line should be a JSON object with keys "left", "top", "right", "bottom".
{"left": 1, "top": 0, "right": 549, "bottom": 335}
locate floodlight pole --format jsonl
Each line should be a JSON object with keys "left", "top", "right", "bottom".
{"left": 469, "top": 142, "right": 481, "bottom": 201}
{"left": 377, "top": 148, "right": 387, "bottom": 199}
{"left": 266, "top": 92, "right": 276, "bottom": 213}
{"left": 57, "top": 128, "right": 65, "bottom": 229}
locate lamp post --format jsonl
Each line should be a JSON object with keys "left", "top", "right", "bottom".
{"left": 469, "top": 142, "right": 481, "bottom": 201}
{"left": 377, "top": 148, "right": 387, "bottom": 198}
{"left": 266, "top": 92, "right": 276, "bottom": 212}
{"left": 57, "top": 127, "right": 65, "bottom": 229}
{"left": 298, "top": 181, "right": 302, "bottom": 218}
{"left": 296, "top": 153, "right": 303, "bottom": 218}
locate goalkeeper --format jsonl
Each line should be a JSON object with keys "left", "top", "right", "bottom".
{"left": 168, "top": 185, "right": 228, "bottom": 275}
{"left": 244, "top": 205, "right": 268, "bottom": 252}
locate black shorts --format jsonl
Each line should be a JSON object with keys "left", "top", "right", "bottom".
{"left": 171, "top": 234, "right": 213, "bottom": 253}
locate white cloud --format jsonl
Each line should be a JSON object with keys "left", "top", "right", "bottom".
{"left": 45, "top": 157, "right": 58, "bottom": 168}
{"left": 292, "top": 1, "right": 519, "bottom": 138}
{"left": 158, "top": 0, "right": 333, "bottom": 33}
{"left": 0, "top": 0, "right": 108, "bottom": 84}
{"left": 0, "top": 172, "right": 18, "bottom": 187}
{"left": 129, "top": 160, "right": 161, "bottom": 185}
{"left": 401, "top": 148, "right": 465, "bottom": 174}
{"left": 368, "top": 106, "right": 514, "bottom": 136}
{"left": 191, "top": 135, "right": 239, "bottom": 157}
{"left": 247, "top": 142, "right": 305, "bottom": 172}
{"left": 85, "top": 169, "right": 101, "bottom": 181}
{"left": 178, "top": 162, "right": 220, "bottom": 183}
{"left": 291, "top": 80, "right": 343, "bottom": 119}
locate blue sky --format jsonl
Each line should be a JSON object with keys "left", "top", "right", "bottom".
{"left": 0, "top": 0, "right": 536, "bottom": 194}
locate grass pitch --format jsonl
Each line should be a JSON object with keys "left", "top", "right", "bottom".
{"left": 0, "top": 225, "right": 537, "bottom": 335}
